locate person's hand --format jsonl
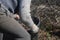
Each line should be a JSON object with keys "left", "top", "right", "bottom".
{"left": 31, "top": 24, "right": 39, "bottom": 33}
{"left": 13, "top": 14, "right": 20, "bottom": 19}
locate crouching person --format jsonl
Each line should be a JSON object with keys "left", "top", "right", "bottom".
{"left": 0, "top": 0, "right": 39, "bottom": 40}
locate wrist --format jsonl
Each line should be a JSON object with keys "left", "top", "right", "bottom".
{"left": 31, "top": 24, "right": 36, "bottom": 29}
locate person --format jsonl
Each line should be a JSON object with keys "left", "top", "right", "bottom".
{"left": 0, "top": 0, "right": 39, "bottom": 40}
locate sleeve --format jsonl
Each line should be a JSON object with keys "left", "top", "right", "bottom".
{"left": 18, "top": 0, "right": 35, "bottom": 27}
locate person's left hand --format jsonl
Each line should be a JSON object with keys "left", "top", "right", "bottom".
{"left": 13, "top": 14, "right": 20, "bottom": 19}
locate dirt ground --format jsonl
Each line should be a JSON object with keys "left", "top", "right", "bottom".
{"left": 30, "top": 0, "right": 60, "bottom": 40}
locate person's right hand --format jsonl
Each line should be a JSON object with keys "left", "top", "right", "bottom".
{"left": 31, "top": 24, "right": 39, "bottom": 33}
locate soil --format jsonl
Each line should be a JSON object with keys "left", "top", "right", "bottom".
{"left": 30, "top": 0, "right": 60, "bottom": 40}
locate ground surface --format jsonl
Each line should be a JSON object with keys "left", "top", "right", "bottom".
{"left": 30, "top": 0, "right": 60, "bottom": 40}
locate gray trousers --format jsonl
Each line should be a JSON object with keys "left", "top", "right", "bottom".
{"left": 0, "top": 13, "right": 31, "bottom": 40}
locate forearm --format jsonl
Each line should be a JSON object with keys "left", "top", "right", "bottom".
{"left": 20, "top": 0, "right": 35, "bottom": 27}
